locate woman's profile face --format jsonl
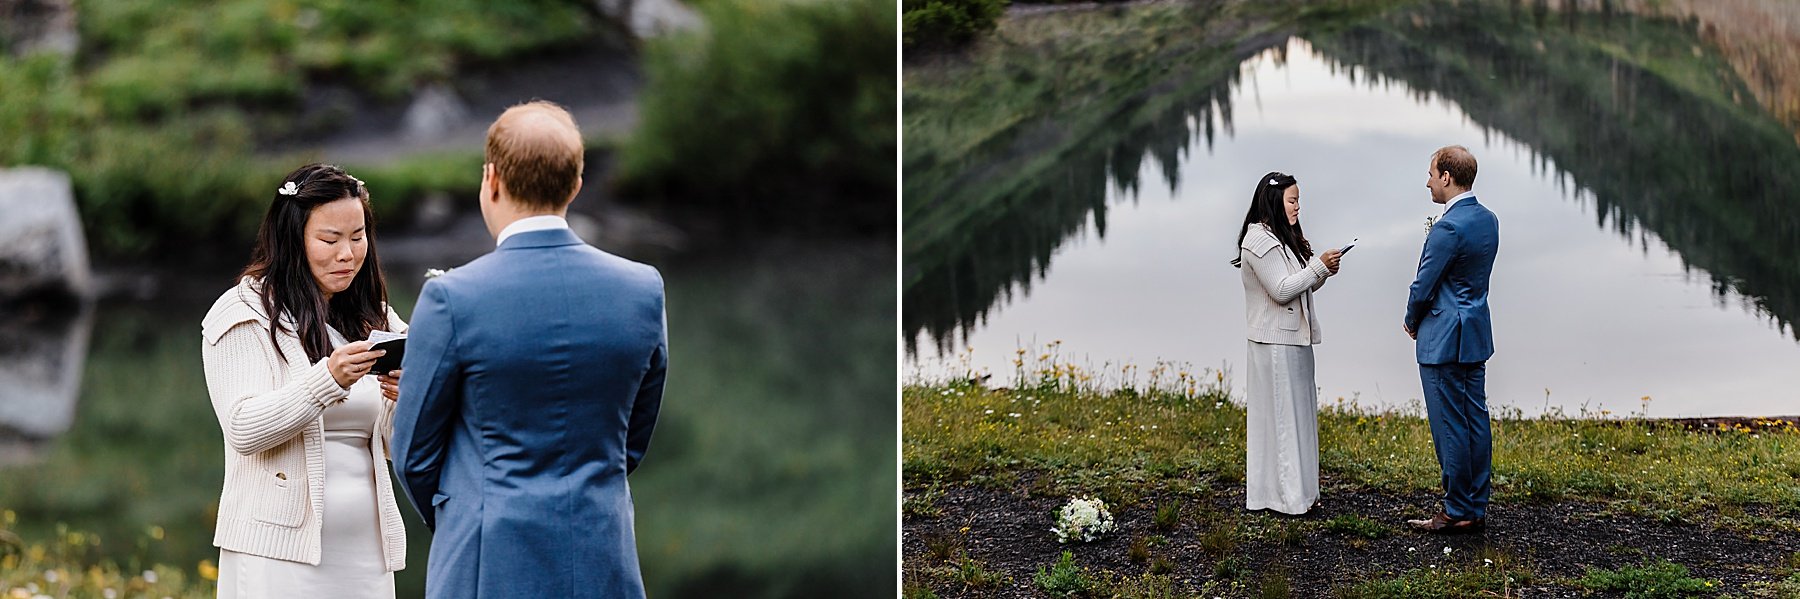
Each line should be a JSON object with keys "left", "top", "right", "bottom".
{"left": 305, "top": 196, "right": 367, "bottom": 299}
{"left": 1283, "top": 185, "right": 1301, "bottom": 226}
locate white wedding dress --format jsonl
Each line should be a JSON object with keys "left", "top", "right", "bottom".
{"left": 217, "top": 328, "right": 393, "bottom": 598}
{"left": 1243, "top": 339, "right": 1320, "bottom": 515}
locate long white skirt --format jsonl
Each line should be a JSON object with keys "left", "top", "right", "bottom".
{"left": 1244, "top": 340, "right": 1320, "bottom": 515}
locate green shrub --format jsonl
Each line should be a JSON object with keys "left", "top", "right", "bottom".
{"left": 618, "top": 0, "right": 896, "bottom": 236}
{"left": 1035, "top": 550, "right": 1093, "bottom": 597}
{"left": 1152, "top": 498, "right": 1181, "bottom": 531}
{"left": 901, "top": 0, "right": 1007, "bottom": 51}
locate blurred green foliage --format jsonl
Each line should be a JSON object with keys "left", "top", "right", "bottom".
{"left": 617, "top": 0, "right": 897, "bottom": 236}
{"left": 0, "top": 0, "right": 596, "bottom": 258}
{"left": 901, "top": 0, "right": 1007, "bottom": 51}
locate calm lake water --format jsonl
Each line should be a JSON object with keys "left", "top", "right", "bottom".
{"left": 904, "top": 2, "right": 1800, "bottom": 418}
{"left": 0, "top": 240, "right": 893, "bottom": 598}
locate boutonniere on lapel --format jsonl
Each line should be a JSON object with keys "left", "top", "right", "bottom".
{"left": 1423, "top": 216, "right": 1437, "bottom": 235}
{"left": 425, "top": 268, "right": 453, "bottom": 279}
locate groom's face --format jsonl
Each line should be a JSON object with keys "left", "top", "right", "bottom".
{"left": 1425, "top": 163, "right": 1450, "bottom": 204}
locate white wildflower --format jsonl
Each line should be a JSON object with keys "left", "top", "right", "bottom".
{"left": 1052, "top": 497, "right": 1116, "bottom": 543}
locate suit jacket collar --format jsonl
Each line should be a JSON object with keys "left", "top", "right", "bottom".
{"left": 498, "top": 227, "right": 585, "bottom": 250}
{"left": 1447, "top": 193, "right": 1479, "bottom": 213}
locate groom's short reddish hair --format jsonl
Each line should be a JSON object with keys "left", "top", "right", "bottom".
{"left": 486, "top": 101, "right": 584, "bottom": 210}
{"left": 1431, "top": 145, "right": 1478, "bottom": 188}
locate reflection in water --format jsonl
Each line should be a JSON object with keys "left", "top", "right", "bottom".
{"left": 903, "top": 29, "right": 1280, "bottom": 356}
{"left": 0, "top": 301, "right": 92, "bottom": 466}
{"left": 1304, "top": 0, "right": 1800, "bottom": 341}
{"left": 902, "top": 1, "right": 1800, "bottom": 415}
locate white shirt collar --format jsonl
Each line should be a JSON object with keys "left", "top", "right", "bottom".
{"left": 1446, "top": 189, "right": 1478, "bottom": 210}
{"left": 495, "top": 215, "right": 570, "bottom": 247}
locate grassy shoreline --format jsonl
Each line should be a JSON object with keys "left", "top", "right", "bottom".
{"left": 904, "top": 363, "right": 1800, "bottom": 529}
{"left": 903, "top": 357, "right": 1800, "bottom": 597}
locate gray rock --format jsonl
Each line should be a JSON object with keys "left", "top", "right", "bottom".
{"left": 0, "top": 167, "right": 91, "bottom": 300}
{"left": 402, "top": 84, "right": 472, "bottom": 143}
{"left": 630, "top": 0, "right": 703, "bottom": 38}
{"left": 594, "top": 0, "right": 703, "bottom": 39}
{"left": 1, "top": 0, "right": 79, "bottom": 58}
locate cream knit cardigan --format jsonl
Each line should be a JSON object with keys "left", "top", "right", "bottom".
{"left": 200, "top": 277, "right": 407, "bottom": 571}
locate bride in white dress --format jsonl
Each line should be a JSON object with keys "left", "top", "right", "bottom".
{"left": 1231, "top": 172, "right": 1342, "bottom": 515}
{"left": 200, "top": 164, "right": 408, "bottom": 598}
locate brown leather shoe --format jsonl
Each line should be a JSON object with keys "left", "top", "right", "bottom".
{"left": 1406, "top": 513, "right": 1486, "bottom": 534}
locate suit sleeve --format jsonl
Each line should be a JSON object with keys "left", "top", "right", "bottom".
{"left": 1405, "top": 219, "right": 1460, "bottom": 332}
{"left": 625, "top": 274, "right": 668, "bottom": 476}
{"left": 391, "top": 280, "right": 461, "bottom": 529}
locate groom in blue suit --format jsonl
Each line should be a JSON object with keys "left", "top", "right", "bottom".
{"left": 392, "top": 101, "right": 667, "bottom": 597}
{"left": 1403, "top": 145, "right": 1498, "bottom": 534}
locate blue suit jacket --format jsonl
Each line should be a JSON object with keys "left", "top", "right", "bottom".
{"left": 1404, "top": 196, "right": 1499, "bottom": 365}
{"left": 392, "top": 228, "right": 667, "bottom": 599}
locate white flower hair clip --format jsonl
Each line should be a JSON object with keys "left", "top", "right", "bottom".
{"left": 349, "top": 175, "right": 364, "bottom": 187}
{"left": 278, "top": 181, "right": 299, "bottom": 196}
{"left": 1268, "top": 178, "right": 1280, "bottom": 186}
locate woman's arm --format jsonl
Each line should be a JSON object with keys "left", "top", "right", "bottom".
{"left": 1244, "top": 237, "right": 1332, "bottom": 305}
{"left": 202, "top": 323, "right": 348, "bottom": 456}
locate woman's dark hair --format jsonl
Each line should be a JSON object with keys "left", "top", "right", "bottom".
{"left": 1231, "top": 171, "right": 1311, "bottom": 267}
{"left": 240, "top": 163, "right": 389, "bottom": 364}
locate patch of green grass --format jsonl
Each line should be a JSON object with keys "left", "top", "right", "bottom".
{"left": 904, "top": 485, "right": 946, "bottom": 518}
{"left": 921, "top": 529, "right": 963, "bottom": 564}
{"left": 1035, "top": 550, "right": 1095, "bottom": 597}
{"left": 1335, "top": 554, "right": 1532, "bottom": 598}
{"left": 1127, "top": 534, "right": 1151, "bottom": 563}
{"left": 1148, "top": 556, "right": 1173, "bottom": 575}
{"left": 1259, "top": 565, "right": 1293, "bottom": 599}
{"left": 902, "top": 580, "right": 941, "bottom": 599}
{"left": 902, "top": 350, "right": 1800, "bottom": 531}
{"left": 1152, "top": 498, "right": 1182, "bottom": 531}
{"left": 1102, "top": 570, "right": 1185, "bottom": 599}
{"left": 1199, "top": 524, "right": 1238, "bottom": 557}
{"left": 1325, "top": 514, "right": 1390, "bottom": 540}
{"left": 1272, "top": 520, "right": 1309, "bottom": 547}
{"left": 954, "top": 556, "right": 1007, "bottom": 588}
{"left": 1576, "top": 559, "right": 1719, "bottom": 598}
{"left": 1214, "top": 556, "right": 1249, "bottom": 581}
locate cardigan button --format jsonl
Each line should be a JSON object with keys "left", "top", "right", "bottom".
{"left": 276, "top": 472, "right": 287, "bottom": 480}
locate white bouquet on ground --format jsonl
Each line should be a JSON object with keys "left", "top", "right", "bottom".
{"left": 1051, "top": 496, "right": 1116, "bottom": 543}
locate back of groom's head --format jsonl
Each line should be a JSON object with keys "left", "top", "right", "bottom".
{"left": 1431, "top": 145, "right": 1478, "bottom": 189}
{"left": 486, "top": 101, "right": 584, "bottom": 211}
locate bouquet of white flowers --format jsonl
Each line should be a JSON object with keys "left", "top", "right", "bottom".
{"left": 1051, "top": 497, "right": 1116, "bottom": 543}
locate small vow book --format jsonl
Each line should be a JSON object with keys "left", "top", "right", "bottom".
{"left": 367, "top": 329, "right": 406, "bottom": 375}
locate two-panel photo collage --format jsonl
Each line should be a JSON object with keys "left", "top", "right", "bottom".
{"left": 2, "top": 0, "right": 1798, "bottom": 597}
